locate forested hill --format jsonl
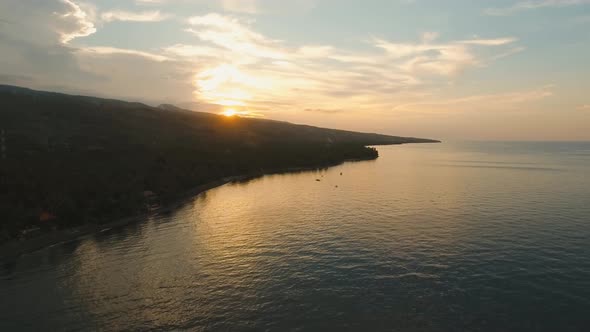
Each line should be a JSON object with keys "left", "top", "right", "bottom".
{"left": 0, "top": 85, "right": 438, "bottom": 241}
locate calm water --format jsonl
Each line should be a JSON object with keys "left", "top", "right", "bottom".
{"left": 1, "top": 142, "right": 590, "bottom": 331}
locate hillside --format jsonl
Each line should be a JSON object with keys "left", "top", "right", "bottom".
{"left": 0, "top": 85, "right": 438, "bottom": 241}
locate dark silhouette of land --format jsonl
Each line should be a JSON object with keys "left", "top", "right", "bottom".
{"left": 0, "top": 85, "right": 438, "bottom": 244}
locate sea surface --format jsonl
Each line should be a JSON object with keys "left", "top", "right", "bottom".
{"left": 1, "top": 141, "right": 590, "bottom": 331}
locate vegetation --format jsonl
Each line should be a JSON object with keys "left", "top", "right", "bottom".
{"left": 0, "top": 85, "right": 438, "bottom": 242}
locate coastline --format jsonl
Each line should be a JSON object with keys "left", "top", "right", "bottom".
{"left": 0, "top": 156, "right": 377, "bottom": 262}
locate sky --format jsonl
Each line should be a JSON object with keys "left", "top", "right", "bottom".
{"left": 0, "top": 0, "right": 589, "bottom": 140}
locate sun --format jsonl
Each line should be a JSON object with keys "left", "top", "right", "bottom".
{"left": 221, "top": 109, "right": 238, "bottom": 117}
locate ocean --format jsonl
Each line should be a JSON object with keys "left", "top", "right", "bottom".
{"left": 1, "top": 141, "right": 589, "bottom": 331}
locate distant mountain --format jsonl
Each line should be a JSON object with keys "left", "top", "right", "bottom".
{"left": 0, "top": 85, "right": 438, "bottom": 242}
{"left": 157, "top": 103, "right": 199, "bottom": 113}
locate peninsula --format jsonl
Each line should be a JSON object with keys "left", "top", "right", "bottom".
{"left": 0, "top": 85, "right": 438, "bottom": 245}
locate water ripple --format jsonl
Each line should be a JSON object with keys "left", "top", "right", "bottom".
{"left": 1, "top": 142, "right": 590, "bottom": 331}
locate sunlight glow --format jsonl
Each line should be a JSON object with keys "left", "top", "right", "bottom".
{"left": 221, "top": 109, "right": 238, "bottom": 117}
{"left": 194, "top": 63, "right": 278, "bottom": 108}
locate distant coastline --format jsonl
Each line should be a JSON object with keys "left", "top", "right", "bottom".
{"left": 0, "top": 154, "right": 383, "bottom": 261}
{"left": 0, "top": 85, "right": 439, "bottom": 260}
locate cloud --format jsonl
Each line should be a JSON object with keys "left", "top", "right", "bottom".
{"left": 0, "top": 0, "right": 96, "bottom": 45}
{"left": 374, "top": 37, "right": 516, "bottom": 58}
{"left": 393, "top": 85, "right": 555, "bottom": 113}
{"left": 374, "top": 36, "right": 516, "bottom": 76}
{"left": 59, "top": 0, "right": 97, "bottom": 43}
{"left": 485, "top": 0, "right": 590, "bottom": 16}
{"left": 176, "top": 15, "right": 422, "bottom": 108}
{"left": 71, "top": 50, "right": 195, "bottom": 102}
{"left": 459, "top": 37, "right": 518, "bottom": 46}
{"left": 164, "top": 14, "right": 525, "bottom": 113}
{"left": 0, "top": 0, "right": 117, "bottom": 97}
{"left": 487, "top": 46, "right": 526, "bottom": 62}
{"left": 78, "top": 47, "right": 170, "bottom": 62}
{"left": 303, "top": 108, "right": 345, "bottom": 114}
{"left": 400, "top": 46, "right": 476, "bottom": 76}
{"left": 220, "top": 0, "right": 316, "bottom": 14}
{"left": 0, "top": 2, "right": 530, "bottom": 127}
{"left": 373, "top": 39, "right": 437, "bottom": 59}
{"left": 164, "top": 44, "right": 225, "bottom": 58}
{"left": 0, "top": 0, "right": 193, "bottom": 104}
{"left": 0, "top": 36, "right": 103, "bottom": 91}
{"left": 101, "top": 10, "right": 171, "bottom": 22}
{"left": 186, "top": 13, "right": 286, "bottom": 60}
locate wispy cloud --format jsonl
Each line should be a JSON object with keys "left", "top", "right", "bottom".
{"left": 101, "top": 10, "right": 171, "bottom": 22}
{"left": 164, "top": 44, "right": 224, "bottom": 58}
{"left": 167, "top": 15, "right": 524, "bottom": 112}
{"left": 220, "top": 0, "right": 316, "bottom": 14}
{"left": 78, "top": 47, "right": 170, "bottom": 62}
{"left": 490, "top": 47, "right": 526, "bottom": 62}
{"left": 393, "top": 85, "right": 555, "bottom": 113}
{"left": 373, "top": 35, "right": 517, "bottom": 76}
{"left": 0, "top": 2, "right": 529, "bottom": 123}
{"left": 303, "top": 108, "right": 345, "bottom": 114}
{"left": 186, "top": 13, "right": 286, "bottom": 60}
{"left": 459, "top": 37, "right": 518, "bottom": 45}
{"left": 1, "top": 0, "right": 587, "bottom": 140}
{"left": 485, "top": 0, "right": 590, "bottom": 16}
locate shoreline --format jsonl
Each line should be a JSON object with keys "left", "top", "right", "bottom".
{"left": 0, "top": 156, "right": 377, "bottom": 262}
